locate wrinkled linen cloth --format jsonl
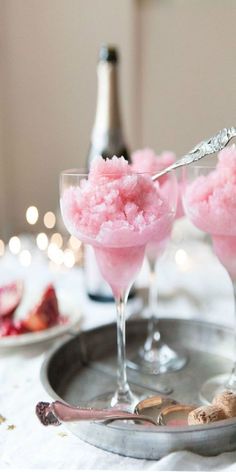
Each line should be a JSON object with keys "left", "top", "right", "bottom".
{"left": 0, "top": 230, "right": 236, "bottom": 471}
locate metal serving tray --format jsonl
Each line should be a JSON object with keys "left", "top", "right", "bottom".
{"left": 41, "top": 318, "right": 236, "bottom": 459}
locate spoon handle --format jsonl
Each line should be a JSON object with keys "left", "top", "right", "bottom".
{"left": 36, "top": 400, "right": 157, "bottom": 426}
{"left": 152, "top": 126, "right": 236, "bottom": 181}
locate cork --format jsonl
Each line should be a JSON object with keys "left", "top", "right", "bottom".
{"left": 188, "top": 405, "right": 227, "bottom": 425}
{"left": 212, "top": 390, "right": 236, "bottom": 418}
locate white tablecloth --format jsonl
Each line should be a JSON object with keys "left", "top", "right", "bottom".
{"left": 1, "top": 232, "right": 236, "bottom": 471}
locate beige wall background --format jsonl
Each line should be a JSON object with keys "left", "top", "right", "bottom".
{"left": 140, "top": 0, "right": 236, "bottom": 154}
{"left": 0, "top": 0, "right": 236, "bottom": 236}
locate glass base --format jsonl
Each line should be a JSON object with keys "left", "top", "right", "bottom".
{"left": 128, "top": 344, "right": 187, "bottom": 375}
{"left": 200, "top": 373, "right": 236, "bottom": 404}
{"left": 87, "top": 389, "right": 141, "bottom": 412}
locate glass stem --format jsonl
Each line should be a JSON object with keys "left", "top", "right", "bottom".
{"left": 144, "top": 258, "right": 161, "bottom": 352}
{"left": 148, "top": 258, "right": 158, "bottom": 318}
{"left": 115, "top": 289, "right": 130, "bottom": 397}
{"left": 226, "top": 280, "right": 236, "bottom": 389}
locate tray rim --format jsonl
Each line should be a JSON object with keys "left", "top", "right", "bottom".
{"left": 40, "top": 317, "right": 236, "bottom": 435}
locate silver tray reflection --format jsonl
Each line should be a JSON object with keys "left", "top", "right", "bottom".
{"left": 41, "top": 318, "right": 236, "bottom": 459}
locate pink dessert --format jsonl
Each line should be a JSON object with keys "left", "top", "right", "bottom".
{"left": 132, "top": 148, "right": 184, "bottom": 220}
{"left": 131, "top": 148, "right": 175, "bottom": 184}
{"left": 184, "top": 144, "right": 236, "bottom": 278}
{"left": 131, "top": 148, "right": 182, "bottom": 262}
{"left": 61, "top": 156, "right": 175, "bottom": 297}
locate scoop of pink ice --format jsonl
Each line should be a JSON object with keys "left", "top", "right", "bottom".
{"left": 61, "top": 156, "right": 175, "bottom": 296}
{"left": 61, "top": 156, "right": 174, "bottom": 248}
{"left": 184, "top": 145, "right": 236, "bottom": 236}
{"left": 184, "top": 144, "right": 236, "bottom": 280}
{"left": 131, "top": 148, "right": 175, "bottom": 183}
{"left": 132, "top": 148, "right": 184, "bottom": 220}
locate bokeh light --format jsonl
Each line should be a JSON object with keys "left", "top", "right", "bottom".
{"left": 63, "top": 249, "right": 75, "bottom": 268}
{"left": 44, "top": 211, "right": 56, "bottom": 229}
{"left": 68, "top": 235, "right": 82, "bottom": 251}
{"left": 8, "top": 236, "right": 21, "bottom": 255}
{"left": 50, "top": 233, "right": 63, "bottom": 248}
{"left": 47, "top": 243, "right": 63, "bottom": 265}
{"left": 36, "top": 233, "right": 49, "bottom": 251}
{"left": 175, "top": 249, "right": 191, "bottom": 272}
{"left": 26, "top": 206, "right": 39, "bottom": 225}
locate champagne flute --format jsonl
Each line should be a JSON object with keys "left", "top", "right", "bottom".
{"left": 60, "top": 165, "right": 175, "bottom": 410}
{"left": 182, "top": 148, "right": 236, "bottom": 403}
{"left": 128, "top": 169, "right": 187, "bottom": 373}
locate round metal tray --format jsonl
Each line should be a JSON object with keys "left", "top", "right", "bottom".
{"left": 41, "top": 318, "right": 236, "bottom": 459}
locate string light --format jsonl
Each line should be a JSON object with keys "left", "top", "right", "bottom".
{"left": 63, "top": 249, "right": 75, "bottom": 268}
{"left": 175, "top": 249, "right": 191, "bottom": 272}
{"left": 68, "top": 235, "right": 81, "bottom": 251}
{"left": 50, "top": 233, "right": 63, "bottom": 248}
{"left": 47, "top": 243, "right": 63, "bottom": 265}
{"left": 8, "top": 236, "right": 21, "bottom": 255}
{"left": 26, "top": 206, "right": 39, "bottom": 225}
{"left": 44, "top": 211, "right": 56, "bottom": 229}
{"left": 36, "top": 233, "right": 48, "bottom": 251}
{"left": 6, "top": 205, "right": 72, "bottom": 269}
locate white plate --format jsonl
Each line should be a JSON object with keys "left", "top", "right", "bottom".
{"left": 0, "top": 291, "right": 82, "bottom": 348}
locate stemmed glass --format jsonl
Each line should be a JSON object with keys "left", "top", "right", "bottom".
{"left": 182, "top": 153, "right": 236, "bottom": 403}
{"left": 60, "top": 167, "right": 175, "bottom": 410}
{"left": 128, "top": 171, "right": 187, "bottom": 373}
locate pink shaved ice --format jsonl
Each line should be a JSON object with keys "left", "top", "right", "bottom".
{"left": 184, "top": 144, "right": 236, "bottom": 236}
{"left": 131, "top": 148, "right": 175, "bottom": 186}
{"left": 61, "top": 156, "right": 174, "bottom": 249}
{"left": 131, "top": 148, "right": 184, "bottom": 219}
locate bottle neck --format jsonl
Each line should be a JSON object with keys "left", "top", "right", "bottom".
{"left": 92, "top": 61, "right": 123, "bottom": 151}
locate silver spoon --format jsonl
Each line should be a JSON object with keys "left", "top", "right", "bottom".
{"left": 36, "top": 400, "right": 158, "bottom": 426}
{"left": 152, "top": 126, "right": 236, "bottom": 181}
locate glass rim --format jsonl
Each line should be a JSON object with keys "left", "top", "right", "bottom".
{"left": 60, "top": 168, "right": 88, "bottom": 177}
{"left": 60, "top": 168, "right": 176, "bottom": 177}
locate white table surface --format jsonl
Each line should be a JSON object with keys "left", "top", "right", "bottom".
{"left": 1, "top": 228, "right": 236, "bottom": 471}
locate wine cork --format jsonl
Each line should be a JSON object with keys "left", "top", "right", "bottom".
{"left": 188, "top": 405, "right": 226, "bottom": 425}
{"left": 212, "top": 390, "right": 236, "bottom": 418}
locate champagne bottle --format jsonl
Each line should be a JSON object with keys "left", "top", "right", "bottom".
{"left": 85, "top": 45, "right": 132, "bottom": 302}
{"left": 87, "top": 45, "right": 130, "bottom": 167}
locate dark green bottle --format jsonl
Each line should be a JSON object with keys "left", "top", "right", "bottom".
{"left": 85, "top": 45, "right": 134, "bottom": 302}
